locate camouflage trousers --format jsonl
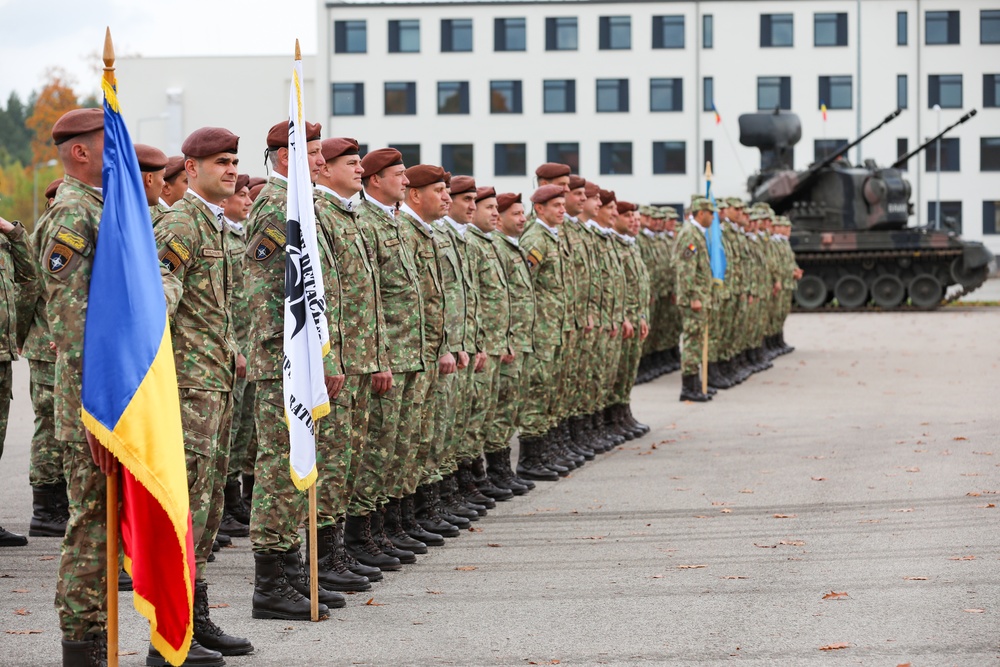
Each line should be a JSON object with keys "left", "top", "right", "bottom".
{"left": 406, "top": 363, "right": 440, "bottom": 495}
{"left": 734, "top": 295, "right": 751, "bottom": 353}
{"left": 429, "top": 361, "right": 464, "bottom": 478}
{"left": 56, "top": 443, "right": 114, "bottom": 640}
{"left": 517, "top": 342, "right": 560, "bottom": 438}
{"left": 0, "top": 361, "right": 10, "bottom": 461}
{"left": 580, "top": 328, "right": 604, "bottom": 416}
{"left": 227, "top": 377, "right": 256, "bottom": 482}
{"left": 180, "top": 388, "right": 232, "bottom": 580}
{"left": 484, "top": 354, "right": 524, "bottom": 454}
{"left": 707, "top": 293, "right": 731, "bottom": 362}
{"left": 680, "top": 308, "right": 708, "bottom": 376}
{"left": 368, "top": 370, "right": 425, "bottom": 501}
{"left": 562, "top": 327, "right": 596, "bottom": 418}
{"left": 321, "top": 374, "right": 368, "bottom": 521}
{"left": 28, "top": 360, "right": 63, "bottom": 487}
{"left": 611, "top": 329, "right": 643, "bottom": 406}
{"left": 555, "top": 328, "right": 579, "bottom": 422}
{"left": 660, "top": 298, "right": 683, "bottom": 352}
{"left": 642, "top": 299, "right": 659, "bottom": 356}
{"left": 462, "top": 354, "right": 502, "bottom": 459}
{"left": 418, "top": 363, "right": 450, "bottom": 487}
{"left": 598, "top": 327, "right": 624, "bottom": 410}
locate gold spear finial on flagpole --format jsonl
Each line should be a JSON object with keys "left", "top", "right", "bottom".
{"left": 295, "top": 38, "right": 301, "bottom": 61}
{"left": 103, "top": 27, "right": 116, "bottom": 85}
{"left": 705, "top": 161, "right": 713, "bottom": 182}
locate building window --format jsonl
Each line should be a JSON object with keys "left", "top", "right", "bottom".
{"left": 650, "top": 78, "right": 683, "bottom": 112}
{"left": 986, "top": 74, "right": 1000, "bottom": 107}
{"left": 547, "top": 142, "right": 579, "bottom": 173}
{"left": 897, "top": 11, "right": 908, "bottom": 45}
{"left": 761, "top": 14, "right": 793, "bottom": 47}
{"left": 814, "top": 13, "right": 847, "bottom": 46}
{"left": 334, "top": 20, "right": 367, "bottom": 53}
{"left": 897, "top": 75, "right": 908, "bottom": 109}
{"left": 981, "top": 137, "right": 1000, "bottom": 171}
{"left": 926, "top": 11, "right": 959, "bottom": 45}
{"left": 543, "top": 80, "right": 576, "bottom": 113}
{"left": 600, "top": 142, "right": 632, "bottom": 175}
{"left": 495, "top": 17, "right": 526, "bottom": 51}
{"left": 494, "top": 143, "right": 526, "bottom": 176}
{"left": 984, "top": 201, "right": 1000, "bottom": 234}
{"left": 331, "top": 83, "right": 364, "bottom": 116}
{"left": 925, "top": 137, "right": 960, "bottom": 171}
{"left": 490, "top": 80, "right": 522, "bottom": 114}
{"left": 441, "top": 18, "right": 473, "bottom": 52}
{"left": 814, "top": 139, "right": 848, "bottom": 162}
{"left": 704, "top": 140, "right": 713, "bottom": 169}
{"left": 984, "top": 10, "right": 1000, "bottom": 43}
{"left": 652, "top": 141, "right": 686, "bottom": 174}
{"left": 703, "top": 77, "right": 714, "bottom": 111}
{"left": 437, "top": 81, "right": 469, "bottom": 114}
{"left": 545, "top": 17, "right": 577, "bottom": 50}
{"left": 388, "top": 19, "right": 419, "bottom": 53}
{"left": 703, "top": 14, "right": 713, "bottom": 49}
{"left": 652, "top": 15, "right": 684, "bottom": 49}
{"left": 928, "top": 74, "right": 962, "bottom": 108}
{"left": 389, "top": 143, "right": 420, "bottom": 167}
{"left": 897, "top": 138, "right": 909, "bottom": 171}
{"left": 596, "top": 79, "right": 629, "bottom": 113}
{"left": 758, "top": 76, "right": 791, "bottom": 110}
{"left": 384, "top": 82, "right": 416, "bottom": 115}
{"left": 442, "top": 144, "right": 473, "bottom": 175}
{"left": 927, "top": 201, "right": 962, "bottom": 232}
{"left": 819, "top": 75, "right": 852, "bottom": 110}
{"left": 599, "top": 16, "right": 631, "bottom": 50}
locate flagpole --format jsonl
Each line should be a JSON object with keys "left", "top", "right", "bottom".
{"left": 308, "top": 484, "right": 319, "bottom": 622}
{"left": 702, "top": 161, "right": 712, "bottom": 395}
{"left": 101, "top": 27, "right": 121, "bottom": 667}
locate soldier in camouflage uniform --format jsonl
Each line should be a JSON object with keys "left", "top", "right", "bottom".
{"left": 132, "top": 144, "right": 168, "bottom": 223}
{"left": 675, "top": 197, "right": 716, "bottom": 402}
{"left": 769, "top": 215, "right": 801, "bottom": 354}
{"left": 159, "top": 155, "right": 188, "bottom": 210}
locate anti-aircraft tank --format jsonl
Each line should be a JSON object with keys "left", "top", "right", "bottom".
{"left": 739, "top": 108, "right": 993, "bottom": 310}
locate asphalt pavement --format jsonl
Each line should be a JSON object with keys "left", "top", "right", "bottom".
{"left": 1, "top": 306, "right": 998, "bottom": 666}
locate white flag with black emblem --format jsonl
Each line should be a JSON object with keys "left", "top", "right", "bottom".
{"left": 284, "top": 52, "right": 330, "bottom": 489}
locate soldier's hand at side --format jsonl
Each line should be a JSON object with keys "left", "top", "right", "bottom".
{"left": 372, "top": 371, "right": 393, "bottom": 395}
{"left": 474, "top": 351, "right": 487, "bottom": 373}
{"left": 584, "top": 314, "right": 595, "bottom": 334}
{"left": 325, "top": 374, "right": 346, "bottom": 400}
{"left": 236, "top": 353, "right": 247, "bottom": 379}
{"left": 622, "top": 319, "right": 635, "bottom": 339}
{"left": 639, "top": 320, "right": 650, "bottom": 340}
{"left": 86, "top": 431, "right": 119, "bottom": 475}
{"left": 456, "top": 350, "right": 470, "bottom": 370}
{"left": 609, "top": 325, "right": 618, "bottom": 338}
{"left": 0, "top": 217, "right": 15, "bottom": 234}
{"left": 439, "top": 353, "right": 457, "bottom": 376}
{"left": 793, "top": 268, "right": 803, "bottom": 279}
{"left": 691, "top": 299, "right": 702, "bottom": 313}
{"left": 500, "top": 352, "right": 514, "bottom": 364}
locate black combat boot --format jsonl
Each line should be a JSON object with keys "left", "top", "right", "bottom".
{"left": 707, "top": 362, "right": 731, "bottom": 390}
{"left": 679, "top": 374, "right": 713, "bottom": 402}
{"left": 193, "top": 580, "right": 253, "bottom": 655}
{"left": 221, "top": 478, "right": 249, "bottom": 529}
{"left": 485, "top": 450, "right": 529, "bottom": 495}
{"left": 240, "top": 473, "right": 254, "bottom": 515}
{"left": 217, "top": 512, "right": 248, "bottom": 538}
{"left": 617, "top": 404, "right": 645, "bottom": 439}
{"left": 215, "top": 533, "right": 232, "bottom": 548}
{"left": 516, "top": 436, "right": 559, "bottom": 481}
{"left": 499, "top": 445, "right": 535, "bottom": 490}
{"left": 439, "top": 475, "right": 478, "bottom": 522}
{"left": 29, "top": 482, "right": 68, "bottom": 537}
{"left": 537, "top": 431, "right": 571, "bottom": 476}
{"left": 312, "top": 523, "right": 376, "bottom": 588}
{"left": 567, "top": 416, "right": 596, "bottom": 461}
{"left": 433, "top": 480, "right": 472, "bottom": 527}
{"left": 251, "top": 552, "right": 329, "bottom": 620}
{"left": 146, "top": 639, "right": 224, "bottom": 667}
{"left": 383, "top": 498, "right": 428, "bottom": 554}
{"left": 635, "top": 356, "right": 651, "bottom": 384}
{"left": 558, "top": 420, "right": 588, "bottom": 465}
{"left": 756, "top": 345, "right": 773, "bottom": 370}
{"left": 471, "top": 454, "right": 515, "bottom": 500}
{"left": 780, "top": 332, "right": 794, "bottom": 355}
{"left": 119, "top": 568, "right": 133, "bottom": 592}
{"left": 602, "top": 406, "right": 630, "bottom": 442}
{"left": 401, "top": 494, "right": 445, "bottom": 546}
{"left": 283, "top": 546, "right": 345, "bottom": 609}
{"left": 62, "top": 632, "right": 107, "bottom": 667}
{"left": 592, "top": 410, "right": 622, "bottom": 450}
{"left": 457, "top": 461, "right": 494, "bottom": 510}
{"left": 345, "top": 514, "right": 403, "bottom": 571}
{"left": 417, "top": 484, "right": 461, "bottom": 537}
{"left": 371, "top": 508, "right": 417, "bottom": 563}
{"left": 625, "top": 405, "right": 650, "bottom": 436}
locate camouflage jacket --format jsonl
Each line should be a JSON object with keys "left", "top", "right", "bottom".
{"left": 661, "top": 232, "right": 678, "bottom": 297}
{"left": 0, "top": 219, "right": 35, "bottom": 361}
{"left": 519, "top": 220, "right": 566, "bottom": 354}
{"left": 743, "top": 232, "right": 768, "bottom": 298}
{"left": 355, "top": 198, "right": 425, "bottom": 373}
{"left": 563, "top": 217, "right": 596, "bottom": 330}
{"left": 18, "top": 218, "right": 55, "bottom": 364}
{"left": 716, "top": 221, "right": 741, "bottom": 300}
{"left": 435, "top": 220, "right": 473, "bottom": 354}
{"left": 466, "top": 225, "right": 511, "bottom": 355}
{"left": 494, "top": 234, "right": 535, "bottom": 353}
{"left": 36, "top": 175, "right": 103, "bottom": 442}
{"left": 315, "top": 187, "right": 389, "bottom": 375}
{"left": 613, "top": 234, "right": 650, "bottom": 321}
{"left": 224, "top": 219, "right": 250, "bottom": 349}
{"left": 674, "top": 221, "right": 712, "bottom": 309}
{"left": 588, "top": 223, "right": 626, "bottom": 328}
{"left": 397, "top": 207, "right": 445, "bottom": 365}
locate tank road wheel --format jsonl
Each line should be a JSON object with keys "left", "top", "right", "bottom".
{"left": 951, "top": 257, "right": 987, "bottom": 289}
{"left": 795, "top": 275, "right": 827, "bottom": 310}
{"left": 834, "top": 275, "right": 868, "bottom": 309}
{"left": 870, "top": 274, "right": 906, "bottom": 309}
{"left": 908, "top": 274, "right": 943, "bottom": 310}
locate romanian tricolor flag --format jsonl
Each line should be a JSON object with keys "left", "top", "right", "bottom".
{"left": 712, "top": 103, "right": 722, "bottom": 125}
{"left": 284, "top": 49, "right": 330, "bottom": 490}
{"left": 80, "top": 69, "right": 194, "bottom": 665}
{"left": 821, "top": 102, "right": 828, "bottom": 121}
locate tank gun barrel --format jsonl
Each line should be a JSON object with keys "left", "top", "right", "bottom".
{"left": 810, "top": 108, "right": 902, "bottom": 173}
{"left": 891, "top": 109, "right": 977, "bottom": 169}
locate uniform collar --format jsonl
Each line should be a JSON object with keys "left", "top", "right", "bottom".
{"left": 315, "top": 184, "right": 354, "bottom": 211}
{"left": 536, "top": 219, "right": 559, "bottom": 239}
{"left": 400, "top": 203, "right": 434, "bottom": 234}
{"left": 362, "top": 190, "right": 397, "bottom": 218}
{"left": 504, "top": 234, "right": 520, "bottom": 247}
{"left": 186, "top": 188, "right": 226, "bottom": 229}
{"left": 444, "top": 216, "right": 467, "bottom": 236}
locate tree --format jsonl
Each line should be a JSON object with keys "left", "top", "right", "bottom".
{"left": 25, "top": 68, "right": 80, "bottom": 165}
{"left": 0, "top": 91, "right": 33, "bottom": 166}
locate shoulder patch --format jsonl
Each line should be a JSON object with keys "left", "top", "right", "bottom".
{"left": 263, "top": 224, "right": 286, "bottom": 246}
{"left": 251, "top": 236, "right": 278, "bottom": 262}
{"left": 47, "top": 243, "right": 74, "bottom": 274}
{"left": 682, "top": 243, "right": 697, "bottom": 259}
{"left": 525, "top": 248, "right": 544, "bottom": 269}
{"left": 168, "top": 238, "right": 192, "bottom": 263}
{"left": 55, "top": 226, "right": 89, "bottom": 253}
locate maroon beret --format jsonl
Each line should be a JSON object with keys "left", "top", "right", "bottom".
{"left": 405, "top": 164, "right": 447, "bottom": 189}
{"left": 616, "top": 200, "right": 636, "bottom": 214}
{"left": 530, "top": 184, "right": 566, "bottom": 205}
{"left": 497, "top": 192, "right": 521, "bottom": 213}
{"left": 535, "top": 162, "right": 571, "bottom": 180}
{"left": 360, "top": 148, "right": 404, "bottom": 176}
{"left": 133, "top": 143, "right": 168, "bottom": 172}
{"left": 321, "top": 137, "right": 360, "bottom": 162}
{"left": 266, "top": 120, "right": 322, "bottom": 149}
{"left": 247, "top": 176, "right": 267, "bottom": 189}
{"left": 475, "top": 186, "right": 496, "bottom": 203}
{"left": 449, "top": 175, "right": 476, "bottom": 196}
{"left": 598, "top": 189, "right": 616, "bottom": 206}
{"left": 164, "top": 156, "right": 185, "bottom": 181}
{"left": 51, "top": 108, "right": 103, "bottom": 145}
{"left": 567, "top": 174, "right": 586, "bottom": 191}
{"left": 584, "top": 181, "right": 600, "bottom": 198}
{"left": 248, "top": 183, "right": 266, "bottom": 201}
{"left": 235, "top": 174, "right": 250, "bottom": 192}
{"left": 443, "top": 171, "right": 452, "bottom": 188}
{"left": 181, "top": 127, "right": 239, "bottom": 158}
{"left": 44, "top": 178, "right": 63, "bottom": 200}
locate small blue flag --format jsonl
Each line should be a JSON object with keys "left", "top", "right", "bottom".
{"left": 705, "top": 177, "right": 727, "bottom": 282}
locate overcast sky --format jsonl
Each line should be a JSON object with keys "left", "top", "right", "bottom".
{"left": 0, "top": 0, "right": 318, "bottom": 102}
